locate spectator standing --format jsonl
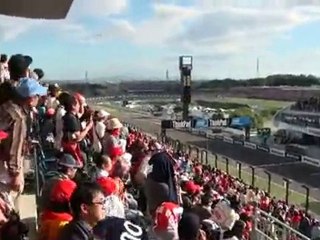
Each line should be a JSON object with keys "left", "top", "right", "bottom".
{"left": 61, "top": 94, "right": 93, "bottom": 167}
{"left": 92, "top": 110, "right": 108, "bottom": 154}
{"left": 33, "top": 68, "right": 45, "bottom": 81}
{"left": 145, "top": 150, "right": 179, "bottom": 217}
{"left": 0, "top": 54, "right": 33, "bottom": 106}
{"left": 103, "top": 118, "right": 124, "bottom": 161}
{"left": 46, "top": 84, "right": 60, "bottom": 110}
{"left": 54, "top": 92, "right": 70, "bottom": 151}
{"left": 0, "top": 78, "right": 47, "bottom": 211}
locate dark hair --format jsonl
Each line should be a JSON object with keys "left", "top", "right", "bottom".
{"left": 57, "top": 92, "right": 71, "bottom": 106}
{"left": 201, "top": 194, "right": 212, "bottom": 206}
{"left": 33, "top": 68, "right": 44, "bottom": 80}
{"left": 0, "top": 211, "right": 28, "bottom": 240}
{"left": 0, "top": 54, "right": 7, "bottom": 63}
{"left": 96, "top": 155, "right": 111, "bottom": 168}
{"left": 70, "top": 182, "right": 103, "bottom": 219}
{"left": 8, "top": 54, "right": 30, "bottom": 81}
{"left": 64, "top": 95, "right": 78, "bottom": 112}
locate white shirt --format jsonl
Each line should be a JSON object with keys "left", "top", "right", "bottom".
{"left": 54, "top": 106, "right": 66, "bottom": 150}
{"left": 46, "top": 96, "right": 59, "bottom": 110}
{"left": 93, "top": 168, "right": 109, "bottom": 180}
{"left": 92, "top": 121, "right": 106, "bottom": 153}
{"left": 0, "top": 63, "right": 9, "bottom": 83}
{"left": 105, "top": 195, "right": 125, "bottom": 219}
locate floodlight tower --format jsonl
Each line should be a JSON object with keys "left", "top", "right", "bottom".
{"left": 179, "top": 56, "right": 193, "bottom": 120}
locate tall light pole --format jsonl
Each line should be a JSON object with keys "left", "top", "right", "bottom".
{"left": 179, "top": 56, "right": 193, "bottom": 120}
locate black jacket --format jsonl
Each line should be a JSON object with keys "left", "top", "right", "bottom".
{"left": 93, "top": 217, "right": 148, "bottom": 240}
{"left": 58, "top": 220, "right": 95, "bottom": 240}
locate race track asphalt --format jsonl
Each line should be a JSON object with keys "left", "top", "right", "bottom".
{"left": 102, "top": 105, "right": 320, "bottom": 205}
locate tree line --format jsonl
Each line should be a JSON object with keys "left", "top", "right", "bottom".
{"left": 198, "top": 74, "right": 320, "bottom": 89}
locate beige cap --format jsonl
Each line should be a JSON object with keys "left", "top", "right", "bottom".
{"left": 97, "top": 109, "right": 109, "bottom": 119}
{"left": 106, "top": 118, "right": 123, "bottom": 130}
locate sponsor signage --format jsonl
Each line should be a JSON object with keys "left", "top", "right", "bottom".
{"left": 193, "top": 118, "right": 209, "bottom": 129}
{"left": 230, "top": 116, "right": 252, "bottom": 128}
{"left": 306, "top": 127, "right": 320, "bottom": 137}
{"left": 209, "top": 119, "right": 229, "bottom": 127}
{"left": 199, "top": 130, "right": 207, "bottom": 136}
{"left": 244, "top": 142, "right": 257, "bottom": 149}
{"left": 256, "top": 144, "right": 269, "bottom": 153}
{"left": 233, "top": 140, "right": 244, "bottom": 145}
{"left": 223, "top": 136, "right": 233, "bottom": 144}
{"left": 161, "top": 120, "right": 192, "bottom": 129}
{"left": 207, "top": 133, "right": 215, "bottom": 139}
{"left": 270, "top": 148, "right": 285, "bottom": 157}
{"left": 215, "top": 135, "right": 224, "bottom": 140}
{"left": 285, "top": 152, "right": 301, "bottom": 161}
{"left": 191, "top": 129, "right": 199, "bottom": 134}
{"left": 302, "top": 156, "right": 320, "bottom": 167}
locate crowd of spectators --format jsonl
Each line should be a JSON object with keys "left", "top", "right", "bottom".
{"left": 0, "top": 52, "right": 319, "bottom": 240}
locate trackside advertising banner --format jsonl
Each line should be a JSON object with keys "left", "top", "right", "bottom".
{"left": 256, "top": 144, "right": 270, "bottom": 153}
{"left": 270, "top": 148, "right": 285, "bottom": 157}
{"left": 161, "top": 118, "right": 230, "bottom": 129}
{"left": 161, "top": 119, "right": 320, "bottom": 168}
{"left": 161, "top": 120, "right": 192, "bottom": 129}
{"left": 233, "top": 139, "right": 244, "bottom": 145}
{"left": 285, "top": 152, "right": 301, "bottom": 161}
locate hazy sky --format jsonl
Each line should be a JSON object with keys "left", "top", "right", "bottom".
{"left": 1, "top": 0, "right": 320, "bottom": 80}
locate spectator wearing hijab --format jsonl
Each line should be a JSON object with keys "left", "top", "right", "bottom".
{"left": 145, "top": 150, "right": 178, "bottom": 217}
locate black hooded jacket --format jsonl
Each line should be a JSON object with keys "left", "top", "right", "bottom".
{"left": 148, "top": 151, "right": 178, "bottom": 203}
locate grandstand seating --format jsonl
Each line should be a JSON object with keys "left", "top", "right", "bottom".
{"left": 0, "top": 53, "right": 318, "bottom": 240}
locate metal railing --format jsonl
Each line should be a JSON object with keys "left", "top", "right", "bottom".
{"left": 115, "top": 123, "right": 314, "bottom": 240}
{"left": 252, "top": 209, "right": 310, "bottom": 240}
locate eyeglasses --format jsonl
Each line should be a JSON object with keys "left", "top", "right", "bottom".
{"left": 91, "top": 199, "right": 106, "bottom": 206}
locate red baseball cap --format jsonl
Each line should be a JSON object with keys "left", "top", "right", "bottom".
{"left": 50, "top": 179, "right": 77, "bottom": 203}
{"left": 154, "top": 202, "right": 183, "bottom": 232}
{"left": 46, "top": 108, "right": 55, "bottom": 116}
{"left": 0, "top": 130, "right": 8, "bottom": 140}
{"left": 184, "top": 181, "right": 202, "bottom": 195}
{"left": 97, "top": 177, "right": 117, "bottom": 196}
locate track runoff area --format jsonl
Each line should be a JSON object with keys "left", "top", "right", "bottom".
{"left": 96, "top": 102, "right": 320, "bottom": 216}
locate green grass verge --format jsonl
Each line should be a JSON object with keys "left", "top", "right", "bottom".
{"left": 213, "top": 97, "right": 292, "bottom": 109}
{"left": 95, "top": 103, "right": 320, "bottom": 215}
{"left": 204, "top": 152, "right": 320, "bottom": 215}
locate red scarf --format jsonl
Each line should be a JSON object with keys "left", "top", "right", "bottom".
{"left": 41, "top": 210, "right": 73, "bottom": 222}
